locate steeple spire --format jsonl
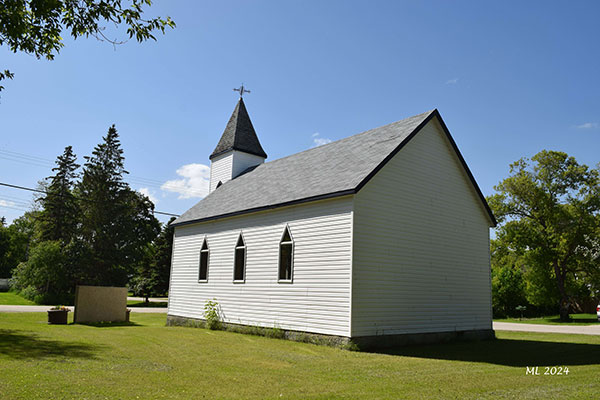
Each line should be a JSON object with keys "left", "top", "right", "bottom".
{"left": 209, "top": 97, "right": 267, "bottom": 160}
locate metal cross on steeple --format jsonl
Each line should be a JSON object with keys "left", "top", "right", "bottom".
{"left": 233, "top": 84, "right": 251, "bottom": 98}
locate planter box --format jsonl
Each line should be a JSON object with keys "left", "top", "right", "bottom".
{"left": 47, "top": 310, "right": 69, "bottom": 324}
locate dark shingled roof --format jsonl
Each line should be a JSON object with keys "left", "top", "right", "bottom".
{"left": 174, "top": 109, "right": 496, "bottom": 227}
{"left": 209, "top": 98, "right": 268, "bottom": 160}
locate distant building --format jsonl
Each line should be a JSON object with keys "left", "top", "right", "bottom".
{"left": 167, "top": 98, "right": 496, "bottom": 347}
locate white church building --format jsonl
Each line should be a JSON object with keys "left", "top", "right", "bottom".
{"left": 167, "top": 97, "right": 496, "bottom": 347}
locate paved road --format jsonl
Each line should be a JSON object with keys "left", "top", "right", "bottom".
{"left": 0, "top": 305, "right": 167, "bottom": 313}
{"left": 127, "top": 296, "right": 168, "bottom": 303}
{"left": 493, "top": 321, "right": 600, "bottom": 335}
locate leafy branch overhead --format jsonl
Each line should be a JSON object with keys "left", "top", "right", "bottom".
{"left": 0, "top": 0, "right": 175, "bottom": 90}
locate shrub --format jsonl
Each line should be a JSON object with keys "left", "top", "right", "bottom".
{"left": 10, "top": 241, "right": 71, "bottom": 305}
{"left": 203, "top": 299, "right": 221, "bottom": 330}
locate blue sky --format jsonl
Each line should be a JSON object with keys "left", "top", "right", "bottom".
{"left": 1, "top": 1, "right": 599, "bottom": 224}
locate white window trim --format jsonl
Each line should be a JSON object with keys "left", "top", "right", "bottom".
{"left": 199, "top": 237, "right": 209, "bottom": 283}
{"left": 278, "top": 225, "right": 294, "bottom": 283}
{"left": 233, "top": 231, "right": 246, "bottom": 283}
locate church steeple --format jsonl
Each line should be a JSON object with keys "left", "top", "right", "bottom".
{"left": 208, "top": 96, "right": 267, "bottom": 193}
{"left": 210, "top": 98, "right": 267, "bottom": 160}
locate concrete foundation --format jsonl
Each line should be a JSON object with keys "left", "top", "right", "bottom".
{"left": 166, "top": 314, "right": 494, "bottom": 350}
{"left": 352, "top": 329, "right": 495, "bottom": 350}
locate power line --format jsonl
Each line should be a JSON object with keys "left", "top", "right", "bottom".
{"left": 0, "top": 204, "right": 30, "bottom": 212}
{"left": 0, "top": 197, "right": 31, "bottom": 208}
{"left": 0, "top": 182, "right": 45, "bottom": 194}
{"left": 0, "top": 148, "right": 208, "bottom": 197}
{"left": 0, "top": 182, "right": 180, "bottom": 217}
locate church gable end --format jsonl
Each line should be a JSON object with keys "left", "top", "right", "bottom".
{"left": 351, "top": 116, "right": 493, "bottom": 338}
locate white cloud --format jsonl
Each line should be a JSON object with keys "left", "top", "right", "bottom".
{"left": 139, "top": 187, "right": 158, "bottom": 204}
{"left": 161, "top": 163, "right": 210, "bottom": 199}
{"left": 0, "top": 200, "right": 16, "bottom": 208}
{"left": 576, "top": 122, "right": 599, "bottom": 129}
{"left": 313, "top": 137, "right": 333, "bottom": 147}
{"left": 445, "top": 78, "right": 459, "bottom": 85}
{"left": 311, "top": 132, "right": 332, "bottom": 147}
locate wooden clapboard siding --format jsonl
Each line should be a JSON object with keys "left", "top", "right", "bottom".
{"left": 209, "top": 152, "right": 233, "bottom": 192}
{"left": 168, "top": 196, "right": 353, "bottom": 336}
{"left": 231, "top": 151, "right": 265, "bottom": 178}
{"left": 209, "top": 151, "right": 265, "bottom": 193}
{"left": 351, "top": 117, "right": 492, "bottom": 337}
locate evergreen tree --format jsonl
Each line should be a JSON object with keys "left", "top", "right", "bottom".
{"left": 131, "top": 217, "right": 175, "bottom": 300}
{"left": 77, "top": 125, "right": 160, "bottom": 286}
{"left": 152, "top": 217, "right": 175, "bottom": 296}
{"left": 39, "top": 146, "right": 80, "bottom": 244}
{"left": 0, "top": 217, "right": 11, "bottom": 278}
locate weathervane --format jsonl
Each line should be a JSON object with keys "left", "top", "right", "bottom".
{"left": 233, "top": 84, "right": 251, "bottom": 98}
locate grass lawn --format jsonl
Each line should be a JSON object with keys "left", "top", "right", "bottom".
{"left": 496, "top": 313, "right": 599, "bottom": 326}
{"left": 0, "top": 313, "right": 599, "bottom": 399}
{"left": 0, "top": 291, "right": 35, "bottom": 305}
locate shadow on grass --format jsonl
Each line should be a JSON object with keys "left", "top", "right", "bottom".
{"left": 75, "top": 321, "right": 141, "bottom": 328}
{"left": 375, "top": 338, "right": 600, "bottom": 367}
{"left": 0, "top": 329, "right": 103, "bottom": 360}
{"left": 127, "top": 301, "right": 168, "bottom": 308}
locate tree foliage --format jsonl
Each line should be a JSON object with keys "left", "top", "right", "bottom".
{"left": 488, "top": 150, "right": 600, "bottom": 320}
{"left": 38, "top": 145, "right": 80, "bottom": 244}
{"left": 9, "top": 124, "right": 163, "bottom": 303}
{"left": 0, "top": 211, "right": 39, "bottom": 278}
{"left": 11, "top": 240, "right": 70, "bottom": 304}
{"left": 77, "top": 125, "right": 160, "bottom": 287}
{"left": 131, "top": 217, "right": 174, "bottom": 299}
{"left": 0, "top": 218, "right": 13, "bottom": 278}
{"left": 0, "top": 0, "right": 175, "bottom": 90}
{"left": 490, "top": 238, "right": 528, "bottom": 318}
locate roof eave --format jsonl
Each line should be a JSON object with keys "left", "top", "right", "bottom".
{"left": 209, "top": 146, "right": 267, "bottom": 160}
{"left": 170, "top": 189, "right": 356, "bottom": 228}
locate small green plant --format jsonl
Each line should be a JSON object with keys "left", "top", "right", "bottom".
{"left": 268, "top": 323, "right": 285, "bottom": 339}
{"left": 203, "top": 299, "right": 221, "bottom": 330}
{"left": 49, "top": 305, "right": 70, "bottom": 312}
{"left": 340, "top": 341, "right": 359, "bottom": 351}
{"left": 295, "top": 332, "right": 312, "bottom": 343}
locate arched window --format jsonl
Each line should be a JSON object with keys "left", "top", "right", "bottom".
{"left": 199, "top": 238, "right": 209, "bottom": 282}
{"left": 278, "top": 226, "right": 293, "bottom": 282}
{"left": 233, "top": 233, "right": 246, "bottom": 282}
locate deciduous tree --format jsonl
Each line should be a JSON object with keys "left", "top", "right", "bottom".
{"left": 488, "top": 150, "right": 600, "bottom": 321}
{"left": 0, "top": 0, "right": 175, "bottom": 91}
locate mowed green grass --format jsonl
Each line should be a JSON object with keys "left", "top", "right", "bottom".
{"left": 0, "top": 313, "right": 599, "bottom": 399}
{"left": 0, "top": 291, "right": 35, "bottom": 305}
{"left": 496, "top": 313, "right": 599, "bottom": 326}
